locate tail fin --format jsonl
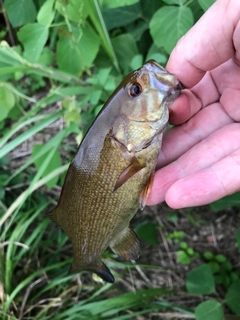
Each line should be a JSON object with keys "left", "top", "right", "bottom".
{"left": 69, "top": 260, "right": 115, "bottom": 283}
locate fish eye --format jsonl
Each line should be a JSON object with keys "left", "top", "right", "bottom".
{"left": 129, "top": 83, "right": 142, "bottom": 97}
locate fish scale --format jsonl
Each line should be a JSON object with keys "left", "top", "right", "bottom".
{"left": 48, "top": 60, "right": 182, "bottom": 283}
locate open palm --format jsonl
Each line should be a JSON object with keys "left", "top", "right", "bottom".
{"left": 147, "top": 0, "right": 240, "bottom": 208}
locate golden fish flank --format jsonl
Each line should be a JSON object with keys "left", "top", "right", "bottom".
{"left": 48, "top": 60, "right": 182, "bottom": 283}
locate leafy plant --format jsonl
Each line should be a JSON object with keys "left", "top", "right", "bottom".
{"left": 1, "top": 0, "right": 240, "bottom": 319}
{"left": 177, "top": 241, "right": 200, "bottom": 265}
{"left": 203, "top": 251, "right": 240, "bottom": 290}
{"left": 186, "top": 261, "right": 240, "bottom": 317}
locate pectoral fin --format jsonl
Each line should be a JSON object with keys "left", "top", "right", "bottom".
{"left": 113, "top": 159, "right": 145, "bottom": 192}
{"left": 139, "top": 171, "right": 155, "bottom": 210}
{"left": 110, "top": 226, "right": 140, "bottom": 260}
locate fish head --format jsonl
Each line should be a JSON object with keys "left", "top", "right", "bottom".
{"left": 111, "top": 60, "right": 182, "bottom": 152}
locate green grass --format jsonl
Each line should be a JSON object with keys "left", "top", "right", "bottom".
{"left": 1, "top": 0, "right": 240, "bottom": 319}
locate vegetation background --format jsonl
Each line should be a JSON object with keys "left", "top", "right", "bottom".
{"left": 0, "top": 0, "right": 240, "bottom": 319}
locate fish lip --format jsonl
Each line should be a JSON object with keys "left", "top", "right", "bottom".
{"left": 170, "top": 80, "right": 182, "bottom": 99}
{"left": 176, "top": 81, "right": 184, "bottom": 91}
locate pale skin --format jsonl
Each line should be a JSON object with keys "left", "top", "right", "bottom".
{"left": 147, "top": 0, "right": 240, "bottom": 208}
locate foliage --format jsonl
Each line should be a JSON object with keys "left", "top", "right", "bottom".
{"left": 1, "top": 0, "right": 240, "bottom": 319}
{"left": 203, "top": 251, "right": 240, "bottom": 290}
{"left": 195, "top": 300, "right": 224, "bottom": 320}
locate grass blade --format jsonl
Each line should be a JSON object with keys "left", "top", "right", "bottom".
{"left": 86, "top": 0, "right": 120, "bottom": 72}
{"left": 0, "top": 163, "right": 69, "bottom": 226}
{"left": 0, "top": 110, "right": 63, "bottom": 158}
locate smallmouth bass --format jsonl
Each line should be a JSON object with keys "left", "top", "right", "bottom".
{"left": 48, "top": 60, "right": 182, "bottom": 283}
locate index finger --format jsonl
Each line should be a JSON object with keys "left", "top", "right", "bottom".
{"left": 166, "top": 0, "right": 240, "bottom": 88}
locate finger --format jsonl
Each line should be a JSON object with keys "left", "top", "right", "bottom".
{"left": 169, "top": 90, "right": 201, "bottom": 125}
{"left": 169, "top": 58, "right": 240, "bottom": 128}
{"left": 166, "top": 0, "right": 240, "bottom": 87}
{"left": 165, "top": 148, "right": 240, "bottom": 208}
{"left": 158, "top": 103, "right": 233, "bottom": 168}
{"left": 147, "top": 122, "right": 240, "bottom": 206}
{"left": 169, "top": 71, "right": 219, "bottom": 125}
{"left": 221, "top": 88, "right": 240, "bottom": 121}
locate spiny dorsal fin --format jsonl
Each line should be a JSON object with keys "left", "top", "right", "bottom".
{"left": 110, "top": 226, "right": 140, "bottom": 260}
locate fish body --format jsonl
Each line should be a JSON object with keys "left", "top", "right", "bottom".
{"left": 48, "top": 60, "right": 181, "bottom": 283}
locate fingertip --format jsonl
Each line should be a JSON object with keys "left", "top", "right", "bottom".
{"left": 167, "top": 40, "right": 206, "bottom": 88}
{"left": 164, "top": 170, "right": 225, "bottom": 209}
{"left": 165, "top": 183, "right": 185, "bottom": 209}
{"left": 169, "top": 89, "right": 203, "bottom": 125}
{"left": 169, "top": 92, "right": 192, "bottom": 125}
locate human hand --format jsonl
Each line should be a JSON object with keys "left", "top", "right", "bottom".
{"left": 147, "top": 0, "right": 240, "bottom": 208}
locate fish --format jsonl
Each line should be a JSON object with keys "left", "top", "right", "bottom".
{"left": 48, "top": 60, "right": 182, "bottom": 283}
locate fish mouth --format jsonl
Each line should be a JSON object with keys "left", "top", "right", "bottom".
{"left": 144, "top": 60, "right": 183, "bottom": 97}
{"left": 168, "top": 80, "right": 183, "bottom": 101}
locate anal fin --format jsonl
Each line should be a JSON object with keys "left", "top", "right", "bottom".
{"left": 110, "top": 226, "right": 140, "bottom": 260}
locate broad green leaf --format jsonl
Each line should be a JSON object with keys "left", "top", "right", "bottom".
{"left": 215, "top": 254, "right": 226, "bottom": 263}
{"left": 195, "top": 300, "right": 224, "bottom": 320}
{"left": 112, "top": 34, "right": 138, "bottom": 72}
{"left": 210, "top": 192, "right": 240, "bottom": 211}
{"left": 17, "top": 23, "right": 49, "bottom": 62}
{"left": 4, "top": 0, "right": 37, "bottom": 27}
{"left": 165, "top": 212, "right": 179, "bottom": 222}
{"left": 136, "top": 222, "right": 159, "bottom": 246}
{"left": 102, "top": 2, "right": 141, "bottom": 30}
{"left": 56, "top": 0, "right": 88, "bottom": 22}
{"left": 203, "top": 251, "right": 214, "bottom": 260}
{"left": 130, "top": 54, "right": 143, "bottom": 70}
{"left": 66, "top": 0, "right": 86, "bottom": 23}
{"left": 162, "top": 0, "right": 185, "bottom": 4}
{"left": 140, "top": 0, "right": 161, "bottom": 21}
{"left": 186, "top": 264, "right": 215, "bottom": 295}
{"left": 56, "top": 23, "right": 100, "bottom": 75}
{"left": 37, "top": 0, "right": 55, "bottom": 26}
{"left": 32, "top": 144, "right": 61, "bottom": 189}
{"left": 236, "top": 230, "right": 240, "bottom": 251}
{"left": 198, "top": 0, "right": 215, "bottom": 12}
{"left": 127, "top": 20, "right": 148, "bottom": 41}
{"left": 225, "top": 279, "right": 240, "bottom": 315}
{"left": 37, "top": 47, "right": 53, "bottom": 66}
{"left": 208, "top": 261, "right": 220, "bottom": 274}
{"left": 177, "top": 251, "right": 191, "bottom": 265}
{"left": 150, "top": 6, "right": 194, "bottom": 54}
{"left": 100, "top": 0, "right": 139, "bottom": 9}
{"left": 96, "top": 67, "right": 112, "bottom": 84}
{"left": 146, "top": 43, "right": 167, "bottom": 65}
{"left": 0, "top": 84, "right": 15, "bottom": 121}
